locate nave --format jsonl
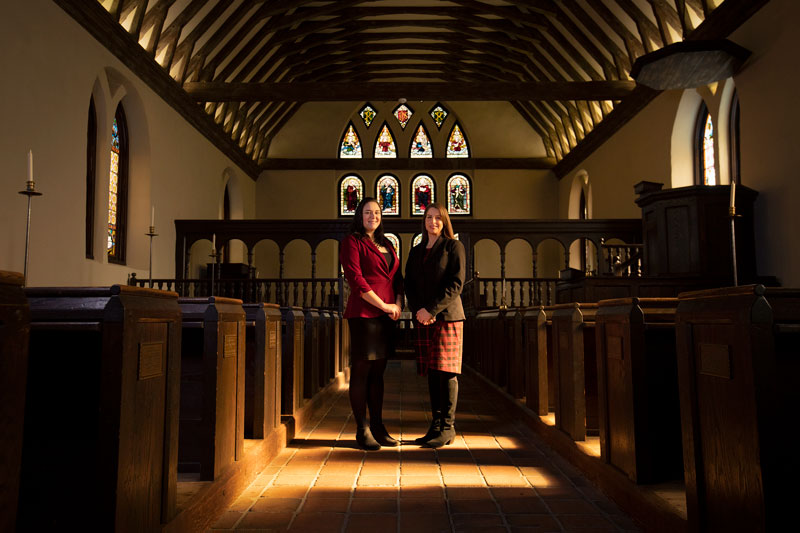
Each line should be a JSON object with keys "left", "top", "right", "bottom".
{"left": 210, "top": 360, "right": 639, "bottom": 533}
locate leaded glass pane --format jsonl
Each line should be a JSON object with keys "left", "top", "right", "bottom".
{"left": 374, "top": 123, "right": 397, "bottom": 158}
{"left": 703, "top": 114, "right": 716, "bottom": 186}
{"left": 411, "top": 175, "right": 435, "bottom": 216}
{"left": 385, "top": 233, "right": 400, "bottom": 257}
{"left": 446, "top": 123, "right": 469, "bottom": 158}
{"left": 339, "top": 123, "right": 362, "bottom": 158}
{"left": 340, "top": 175, "right": 363, "bottom": 216}
{"left": 393, "top": 103, "right": 413, "bottom": 129}
{"left": 412, "top": 234, "right": 422, "bottom": 248}
{"left": 410, "top": 123, "right": 433, "bottom": 158}
{"left": 429, "top": 103, "right": 448, "bottom": 129}
{"left": 108, "top": 117, "right": 119, "bottom": 255}
{"left": 376, "top": 175, "right": 399, "bottom": 216}
{"left": 447, "top": 174, "right": 471, "bottom": 215}
{"left": 359, "top": 104, "right": 376, "bottom": 128}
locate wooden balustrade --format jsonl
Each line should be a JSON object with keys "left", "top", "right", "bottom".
{"left": 463, "top": 277, "right": 559, "bottom": 311}
{"left": 600, "top": 243, "right": 643, "bottom": 276}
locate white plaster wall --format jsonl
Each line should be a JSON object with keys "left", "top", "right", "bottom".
{"left": 0, "top": 0, "right": 255, "bottom": 286}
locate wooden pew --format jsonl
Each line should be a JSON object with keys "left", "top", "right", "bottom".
{"left": 317, "top": 309, "right": 332, "bottom": 388}
{"left": 504, "top": 308, "right": 524, "bottom": 398}
{"left": 303, "top": 308, "right": 320, "bottom": 399}
{"left": 19, "top": 286, "right": 181, "bottom": 530}
{"left": 551, "top": 302, "right": 599, "bottom": 441}
{"left": 519, "top": 306, "right": 548, "bottom": 416}
{"left": 0, "top": 271, "right": 29, "bottom": 533}
{"left": 474, "top": 310, "right": 496, "bottom": 383}
{"left": 676, "top": 285, "right": 800, "bottom": 532}
{"left": 243, "top": 303, "right": 282, "bottom": 439}
{"left": 595, "top": 297, "right": 682, "bottom": 483}
{"left": 330, "top": 311, "right": 341, "bottom": 377}
{"left": 281, "top": 307, "right": 305, "bottom": 416}
{"left": 178, "top": 297, "right": 245, "bottom": 481}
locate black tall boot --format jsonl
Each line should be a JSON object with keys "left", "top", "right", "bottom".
{"left": 425, "top": 372, "right": 458, "bottom": 448}
{"left": 415, "top": 372, "right": 443, "bottom": 444}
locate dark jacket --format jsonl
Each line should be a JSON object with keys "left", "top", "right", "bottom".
{"left": 404, "top": 236, "right": 466, "bottom": 321}
{"left": 340, "top": 234, "right": 403, "bottom": 319}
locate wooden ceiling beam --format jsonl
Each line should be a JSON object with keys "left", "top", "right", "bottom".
{"left": 139, "top": 0, "right": 178, "bottom": 55}
{"left": 185, "top": 80, "right": 636, "bottom": 102}
{"left": 557, "top": 0, "right": 632, "bottom": 78}
{"left": 616, "top": 0, "right": 665, "bottom": 53}
{"left": 585, "top": 0, "right": 646, "bottom": 63}
{"left": 647, "top": 0, "right": 682, "bottom": 46}
{"left": 154, "top": 0, "right": 210, "bottom": 69}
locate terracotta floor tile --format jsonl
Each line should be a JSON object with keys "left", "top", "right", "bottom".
{"left": 228, "top": 497, "right": 257, "bottom": 512}
{"left": 536, "top": 486, "right": 584, "bottom": 499}
{"left": 212, "top": 510, "right": 243, "bottom": 528}
{"left": 272, "top": 474, "right": 315, "bottom": 487}
{"left": 547, "top": 499, "right": 602, "bottom": 515}
{"left": 289, "top": 512, "right": 346, "bottom": 532}
{"left": 349, "top": 498, "right": 398, "bottom": 513}
{"left": 313, "top": 475, "right": 356, "bottom": 488}
{"left": 399, "top": 485, "right": 445, "bottom": 499}
{"left": 236, "top": 511, "right": 294, "bottom": 529}
{"left": 441, "top": 475, "right": 486, "bottom": 487}
{"left": 305, "top": 486, "right": 353, "bottom": 500}
{"left": 491, "top": 486, "right": 538, "bottom": 500}
{"left": 399, "top": 475, "right": 441, "bottom": 487}
{"left": 357, "top": 475, "right": 398, "bottom": 486}
{"left": 262, "top": 486, "right": 309, "bottom": 499}
{"left": 505, "top": 513, "right": 562, "bottom": 530}
{"left": 250, "top": 498, "right": 303, "bottom": 513}
{"left": 558, "top": 514, "right": 617, "bottom": 530}
{"left": 445, "top": 487, "right": 492, "bottom": 500}
{"left": 345, "top": 513, "right": 398, "bottom": 533}
{"left": 448, "top": 499, "right": 499, "bottom": 514}
{"left": 353, "top": 486, "right": 399, "bottom": 499}
{"left": 496, "top": 497, "right": 549, "bottom": 514}
{"left": 398, "top": 497, "right": 449, "bottom": 514}
{"left": 483, "top": 475, "right": 529, "bottom": 487}
{"left": 398, "top": 512, "right": 451, "bottom": 533}
{"left": 450, "top": 513, "right": 504, "bottom": 528}
{"left": 299, "top": 498, "right": 350, "bottom": 512}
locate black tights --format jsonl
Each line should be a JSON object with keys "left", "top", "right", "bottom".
{"left": 349, "top": 358, "right": 388, "bottom": 430}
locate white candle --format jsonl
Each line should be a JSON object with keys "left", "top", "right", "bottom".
{"left": 212, "top": 234, "right": 216, "bottom": 249}
{"left": 27, "top": 150, "right": 33, "bottom": 182}
{"left": 151, "top": 205, "right": 155, "bottom": 227}
{"left": 729, "top": 180, "right": 736, "bottom": 210}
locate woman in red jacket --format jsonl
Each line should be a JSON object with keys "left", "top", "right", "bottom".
{"left": 340, "top": 197, "right": 403, "bottom": 450}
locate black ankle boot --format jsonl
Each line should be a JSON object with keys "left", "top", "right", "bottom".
{"left": 370, "top": 424, "right": 398, "bottom": 447}
{"left": 356, "top": 427, "right": 380, "bottom": 451}
{"left": 424, "top": 426, "right": 455, "bottom": 448}
{"left": 414, "top": 419, "right": 442, "bottom": 444}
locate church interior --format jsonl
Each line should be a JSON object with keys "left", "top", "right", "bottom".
{"left": 1, "top": 0, "right": 798, "bottom": 531}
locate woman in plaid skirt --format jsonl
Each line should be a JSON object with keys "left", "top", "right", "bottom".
{"left": 404, "top": 202, "right": 466, "bottom": 448}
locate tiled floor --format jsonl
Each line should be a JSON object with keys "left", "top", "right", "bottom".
{"left": 210, "top": 360, "right": 641, "bottom": 532}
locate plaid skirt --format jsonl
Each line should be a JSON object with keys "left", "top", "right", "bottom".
{"left": 414, "top": 320, "right": 464, "bottom": 375}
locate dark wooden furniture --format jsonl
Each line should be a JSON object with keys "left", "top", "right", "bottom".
{"left": 318, "top": 309, "right": 332, "bottom": 388}
{"left": 595, "top": 297, "right": 683, "bottom": 483}
{"left": 178, "top": 296, "right": 245, "bottom": 481}
{"left": 518, "top": 306, "right": 549, "bottom": 416}
{"left": 0, "top": 271, "right": 29, "bottom": 533}
{"left": 551, "top": 302, "right": 598, "bottom": 441}
{"left": 243, "top": 303, "right": 282, "bottom": 439}
{"left": 506, "top": 308, "right": 525, "bottom": 399}
{"left": 676, "top": 285, "right": 800, "bottom": 533}
{"left": 303, "top": 308, "right": 320, "bottom": 399}
{"left": 281, "top": 307, "right": 305, "bottom": 416}
{"left": 556, "top": 275, "right": 726, "bottom": 304}
{"left": 18, "top": 285, "right": 181, "bottom": 530}
{"left": 330, "top": 310, "right": 341, "bottom": 377}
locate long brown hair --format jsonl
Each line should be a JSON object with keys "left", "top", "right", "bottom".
{"left": 350, "top": 197, "right": 388, "bottom": 246}
{"left": 421, "top": 202, "right": 455, "bottom": 245}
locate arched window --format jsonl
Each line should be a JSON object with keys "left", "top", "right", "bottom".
{"left": 429, "top": 103, "right": 448, "bottom": 130}
{"left": 393, "top": 103, "right": 414, "bottom": 129}
{"left": 385, "top": 233, "right": 400, "bottom": 258}
{"left": 339, "top": 121, "right": 362, "bottom": 158}
{"left": 446, "top": 122, "right": 469, "bottom": 158}
{"left": 86, "top": 97, "right": 97, "bottom": 259}
{"left": 446, "top": 173, "right": 472, "bottom": 215}
{"left": 108, "top": 103, "right": 129, "bottom": 263}
{"left": 412, "top": 233, "right": 423, "bottom": 248}
{"left": 359, "top": 103, "right": 376, "bottom": 128}
{"left": 374, "top": 122, "right": 397, "bottom": 158}
{"left": 695, "top": 103, "right": 716, "bottom": 185}
{"left": 411, "top": 174, "right": 435, "bottom": 216}
{"left": 338, "top": 174, "right": 364, "bottom": 216}
{"left": 730, "top": 90, "right": 740, "bottom": 184}
{"left": 376, "top": 174, "right": 400, "bottom": 216}
{"left": 410, "top": 122, "right": 433, "bottom": 158}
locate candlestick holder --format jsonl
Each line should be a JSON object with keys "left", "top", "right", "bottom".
{"left": 728, "top": 206, "right": 741, "bottom": 287}
{"left": 146, "top": 226, "right": 158, "bottom": 288}
{"left": 209, "top": 248, "right": 218, "bottom": 296}
{"left": 18, "top": 180, "right": 42, "bottom": 286}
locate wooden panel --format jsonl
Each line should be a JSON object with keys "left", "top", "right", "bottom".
{"left": 281, "top": 307, "right": 305, "bottom": 416}
{"left": 665, "top": 205, "right": 691, "bottom": 273}
{"left": 523, "top": 307, "right": 549, "bottom": 415}
{"left": 303, "top": 309, "right": 320, "bottom": 399}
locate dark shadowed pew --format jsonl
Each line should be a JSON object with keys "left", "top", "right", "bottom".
{"left": 281, "top": 307, "right": 305, "bottom": 417}
{"left": 518, "top": 306, "right": 548, "bottom": 416}
{"left": 318, "top": 309, "right": 332, "bottom": 388}
{"left": 303, "top": 308, "right": 320, "bottom": 399}
{"left": 551, "top": 302, "right": 598, "bottom": 441}
{"left": 330, "top": 311, "right": 341, "bottom": 378}
{"left": 178, "top": 297, "right": 245, "bottom": 481}
{"left": 19, "top": 286, "right": 181, "bottom": 531}
{"left": 243, "top": 303, "right": 282, "bottom": 439}
{"left": 0, "top": 271, "right": 29, "bottom": 533}
{"left": 504, "top": 308, "right": 524, "bottom": 398}
{"left": 595, "top": 297, "right": 682, "bottom": 483}
{"left": 676, "top": 285, "right": 800, "bottom": 533}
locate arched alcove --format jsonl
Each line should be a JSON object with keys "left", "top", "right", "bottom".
{"left": 188, "top": 238, "right": 213, "bottom": 279}
{"left": 473, "top": 239, "right": 501, "bottom": 278}
{"left": 283, "top": 239, "right": 312, "bottom": 278}
{"left": 253, "top": 239, "right": 280, "bottom": 278}
{"left": 535, "top": 239, "right": 565, "bottom": 278}
{"left": 315, "top": 239, "right": 339, "bottom": 278}
{"left": 671, "top": 89, "right": 704, "bottom": 188}
{"left": 505, "top": 238, "right": 534, "bottom": 278}
{"left": 221, "top": 168, "right": 246, "bottom": 263}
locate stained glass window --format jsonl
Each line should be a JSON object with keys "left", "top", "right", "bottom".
{"left": 446, "top": 122, "right": 469, "bottom": 158}
{"left": 374, "top": 122, "right": 397, "bottom": 158}
{"left": 429, "top": 103, "right": 448, "bottom": 129}
{"left": 376, "top": 174, "right": 400, "bottom": 216}
{"left": 393, "top": 103, "right": 414, "bottom": 129}
{"left": 412, "top": 233, "right": 423, "bottom": 248}
{"left": 447, "top": 174, "right": 471, "bottom": 215}
{"left": 410, "top": 123, "right": 433, "bottom": 158}
{"left": 108, "top": 103, "right": 128, "bottom": 263}
{"left": 411, "top": 174, "right": 435, "bottom": 216}
{"left": 339, "top": 122, "right": 362, "bottom": 158}
{"left": 385, "top": 233, "right": 400, "bottom": 257}
{"left": 339, "top": 174, "right": 364, "bottom": 216}
{"left": 702, "top": 113, "right": 716, "bottom": 186}
{"left": 359, "top": 103, "right": 376, "bottom": 128}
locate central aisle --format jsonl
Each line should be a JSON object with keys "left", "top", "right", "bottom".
{"left": 210, "top": 360, "right": 640, "bottom": 533}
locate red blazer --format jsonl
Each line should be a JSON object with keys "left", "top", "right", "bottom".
{"left": 340, "top": 234, "right": 403, "bottom": 319}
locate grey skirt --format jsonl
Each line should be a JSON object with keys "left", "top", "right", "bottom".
{"left": 347, "top": 316, "right": 396, "bottom": 363}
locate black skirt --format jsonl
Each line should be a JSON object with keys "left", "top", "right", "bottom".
{"left": 347, "top": 315, "right": 396, "bottom": 363}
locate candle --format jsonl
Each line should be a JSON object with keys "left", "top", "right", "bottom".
{"left": 27, "top": 150, "right": 33, "bottom": 183}
{"left": 151, "top": 205, "right": 155, "bottom": 227}
{"left": 212, "top": 234, "right": 216, "bottom": 249}
{"left": 729, "top": 180, "right": 736, "bottom": 210}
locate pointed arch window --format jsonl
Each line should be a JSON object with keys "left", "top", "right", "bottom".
{"left": 385, "top": 233, "right": 400, "bottom": 258}
{"left": 446, "top": 122, "right": 469, "bottom": 158}
{"left": 412, "top": 233, "right": 423, "bottom": 248}
{"left": 86, "top": 97, "right": 97, "bottom": 259}
{"left": 411, "top": 174, "right": 435, "bottom": 216}
{"left": 108, "top": 103, "right": 129, "bottom": 264}
{"left": 339, "top": 122, "right": 362, "bottom": 158}
{"left": 374, "top": 122, "right": 397, "bottom": 158}
{"left": 339, "top": 174, "right": 364, "bottom": 216}
{"left": 376, "top": 174, "right": 400, "bottom": 216}
{"left": 393, "top": 103, "right": 413, "bottom": 129}
{"left": 446, "top": 173, "right": 472, "bottom": 215}
{"left": 429, "top": 103, "right": 448, "bottom": 129}
{"left": 410, "top": 122, "right": 433, "bottom": 158}
{"left": 359, "top": 103, "right": 377, "bottom": 128}
{"left": 695, "top": 103, "right": 716, "bottom": 185}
